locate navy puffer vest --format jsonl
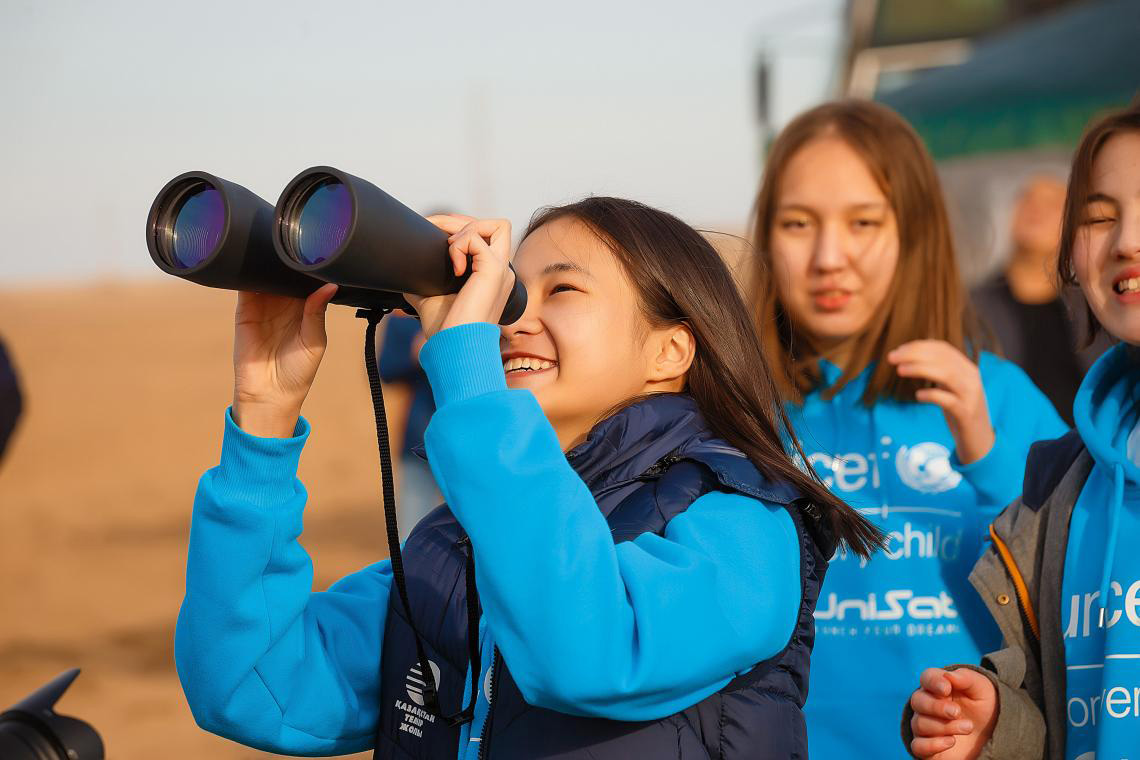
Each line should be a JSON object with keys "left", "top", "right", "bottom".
{"left": 374, "top": 394, "right": 834, "bottom": 759}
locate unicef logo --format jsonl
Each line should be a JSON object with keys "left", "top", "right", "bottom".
{"left": 405, "top": 660, "right": 441, "bottom": 706}
{"left": 895, "top": 442, "right": 962, "bottom": 494}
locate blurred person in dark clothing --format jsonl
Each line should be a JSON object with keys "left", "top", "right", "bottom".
{"left": 379, "top": 313, "right": 441, "bottom": 539}
{"left": 972, "top": 175, "right": 1112, "bottom": 425}
{"left": 0, "top": 336, "right": 22, "bottom": 462}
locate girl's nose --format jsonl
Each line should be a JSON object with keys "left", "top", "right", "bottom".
{"left": 810, "top": 222, "right": 847, "bottom": 273}
{"left": 502, "top": 286, "right": 543, "bottom": 338}
{"left": 1115, "top": 205, "right": 1140, "bottom": 260}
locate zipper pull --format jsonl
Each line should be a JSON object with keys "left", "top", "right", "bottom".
{"left": 638, "top": 453, "right": 682, "bottom": 480}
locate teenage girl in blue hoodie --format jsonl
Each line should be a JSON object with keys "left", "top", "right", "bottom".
{"left": 907, "top": 104, "right": 1140, "bottom": 760}
{"left": 748, "top": 100, "right": 1068, "bottom": 755}
{"left": 173, "top": 197, "right": 880, "bottom": 759}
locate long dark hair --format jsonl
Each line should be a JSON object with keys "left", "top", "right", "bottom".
{"left": 524, "top": 197, "right": 883, "bottom": 559}
{"left": 751, "top": 100, "right": 986, "bottom": 405}
{"left": 1057, "top": 102, "right": 1140, "bottom": 342}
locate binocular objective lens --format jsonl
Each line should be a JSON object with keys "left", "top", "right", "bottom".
{"left": 171, "top": 187, "right": 225, "bottom": 269}
{"left": 295, "top": 180, "right": 352, "bottom": 265}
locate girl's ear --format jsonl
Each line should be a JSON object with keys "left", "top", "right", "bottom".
{"left": 647, "top": 323, "right": 696, "bottom": 386}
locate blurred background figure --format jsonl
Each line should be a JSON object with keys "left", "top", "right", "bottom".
{"left": 971, "top": 175, "right": 1112, "bottom": 424}
{"left": 0, "top": 335, "right": 21, "bottom": 462}
{"left": 379, "top": 314, "right": 441, "bottom": 540}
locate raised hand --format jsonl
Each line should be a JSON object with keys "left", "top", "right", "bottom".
{"left": 908, "top": 667, "right": 997, "bottom": 759}
{"left": 231, "top": 283, "right": 338, "bottom": 437}
{"left": 887, "top": 340, "right": 995, "bottom": 464}
{"left": 405, "top": 214, "right": 516, "bottom": 338}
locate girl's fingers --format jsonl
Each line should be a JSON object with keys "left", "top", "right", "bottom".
{"left": 418, "top": 215, "right": 513, "bottom": 331}
{"left": 446, "top": 217, "right": 509, "bottom": 238}
{"left": 911, "top": 735, "right": 956, "bottom": 757}
{"left": 919, "top": 668, "right": 952, "bottom": 697}
{"left": 448, "top": 230, "right": 496, "bottom": 275}
{"left": 425, "top": 213, "right": 476, "bottom": 234}
{"left": 890, "top": 341, "right": 974, "bottom": 382}
{"left": 893, "top": 360, "right": 960, "bottom": 392}
{"left": 298, "top": 283, "right": 338, "bottom": 353}
{"left": 911, "top": 713, "right": 974, "bottom": 737}
{"left": 449, "top": 219, "right": 511, "bottom": 255}
{"left": 304, "top": 283, "right": 339, "bottom": 313}
{"left": 487, "top": 218, "right": 511, "bottom": 246}
{"left": 945, "top": 668, "right": 996, "bottom": 701}
{"left": 914, "top": 387, "right": 960, "bottom": 413}
{"left": 910, "top": 688, "right": 962, "bottom": 719}
{"left": 449, "top": 244, "right": 468, "bottom": 277}
{"left": 889, "top": 339, "right": 956, "bottom": 363}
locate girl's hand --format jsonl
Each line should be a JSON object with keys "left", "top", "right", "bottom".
{"left": 908, "top": 668, "right": 997, "bottom": 759}
{"left": 405, "top": 214, "right": 516, "bottom": 339}
{"left": 231, "top": 283, "right": 338, "bottom": 437}
{"left": 887, "top": 340, "right": 995, "bottom": 464}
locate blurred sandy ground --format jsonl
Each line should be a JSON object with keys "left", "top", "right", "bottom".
{"left": 0, "top": 280, "right": 412, "bottom": 759}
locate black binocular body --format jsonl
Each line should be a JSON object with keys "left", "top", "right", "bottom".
{"left": 146, "top": 166, "right": 527, "bottom": 324}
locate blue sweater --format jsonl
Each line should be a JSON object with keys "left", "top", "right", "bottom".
{"left": 1062, "top": 344, "right": 1140, "bottom": 759}
{"left": 790, "top": 353, "right": 1067, "bottom": 757}
{"left": 174, "top": 323, "right": 801, "bottom": 757}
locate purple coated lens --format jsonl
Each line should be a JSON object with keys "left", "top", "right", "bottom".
{"left": 296, "top": 180, "right": 352, "bottom": 265}
{"left": 172, "top": 187, "right": 224, "bottom": 269}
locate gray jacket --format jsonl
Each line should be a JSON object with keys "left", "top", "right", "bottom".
{"left": 902, "top": 430, "right": 1092, "bottom": 759}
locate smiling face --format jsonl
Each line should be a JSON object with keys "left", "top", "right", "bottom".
{"left": 767, "top": 135, "right": 901, "bottom": 363}
{"left": 1072, "top": 131, "right": 1140, "bottom": 345}
{"left": 501, "top": 216, "right": 691, "bottom": 449}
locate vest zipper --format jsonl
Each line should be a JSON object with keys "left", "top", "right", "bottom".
{"left": 635, "top": 452, "right": 682, "bottom": 481}
{"left": 477, "top": 648, "right": 499, "bottom": 760}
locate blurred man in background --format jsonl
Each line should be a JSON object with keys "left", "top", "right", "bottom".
{"left": 0, "top": 336, "right": 22, "bottom": 462}
{"left": 972, "top": 175, "right": 1112, "bottom": 425}
{"left": 379, "top": 314, "right": 441, "bottom": 540}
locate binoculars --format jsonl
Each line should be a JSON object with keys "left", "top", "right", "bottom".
{"left": 145, "top": 166, "right": 527, "bottom": 324}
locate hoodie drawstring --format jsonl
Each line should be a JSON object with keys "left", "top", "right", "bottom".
{"left": 1098, "top": 463, "right": 1126, "bottom": 627}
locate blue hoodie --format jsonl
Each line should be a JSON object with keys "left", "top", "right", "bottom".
{"left": 788, "top": 352, "right": 1067, "bottom": 757}
{"left": 174, "top": 323, "right": 802, "bottom": 757}
{"left": 1062, "top": 343, "right": 1140, "bottom": 759}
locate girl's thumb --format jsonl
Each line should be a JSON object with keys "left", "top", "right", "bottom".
{"left": 300, "top": 284, "right": 337, "bottom": 347}
{"left": 945, "top": 668, "right": 988, "bottom": 698}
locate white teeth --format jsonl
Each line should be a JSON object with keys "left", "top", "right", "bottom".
{"left": 502, "top": 357, "right": 556, "bottom": 373}
{"left": 1117, "top": 277, "right": 1140, "bottom": 294}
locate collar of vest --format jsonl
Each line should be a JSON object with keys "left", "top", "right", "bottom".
{"left": 566, "top": 393, "right": 801, "bottom": 506}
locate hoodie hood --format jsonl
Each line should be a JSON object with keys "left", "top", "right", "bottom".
{"left": 1071, "top": 342, "right": 1140, "bottom": 620}
{"left": 1073, "top": 342, "right": 1140, "bottom": 484}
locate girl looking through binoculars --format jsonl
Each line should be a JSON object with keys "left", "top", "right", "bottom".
{"left": 173, "top": 198, "right": 880, "bottom": 758}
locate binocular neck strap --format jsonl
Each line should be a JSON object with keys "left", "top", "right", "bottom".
{"left": 356, "top": 309, "right": 480, "bottom": 734}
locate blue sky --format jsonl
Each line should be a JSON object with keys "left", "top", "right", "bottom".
{"left": 0, "top": 0, "right": 842, "bottom": 282}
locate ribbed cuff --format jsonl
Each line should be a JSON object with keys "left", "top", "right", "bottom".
{"left": 954, "top": 437, "right": 1018, "bottom": 506}
{"left": 214, "top": 407, "right": 311, "bottom": 509}
{"left": 419, "top": 323, "right": 507, "bottom": 408}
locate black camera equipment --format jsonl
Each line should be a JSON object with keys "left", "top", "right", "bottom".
{"left": 146, "top": 168, "right": 526, "bottom": 324}
{"left": 0, "top": 669, "right": 104, "bottom": 759}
